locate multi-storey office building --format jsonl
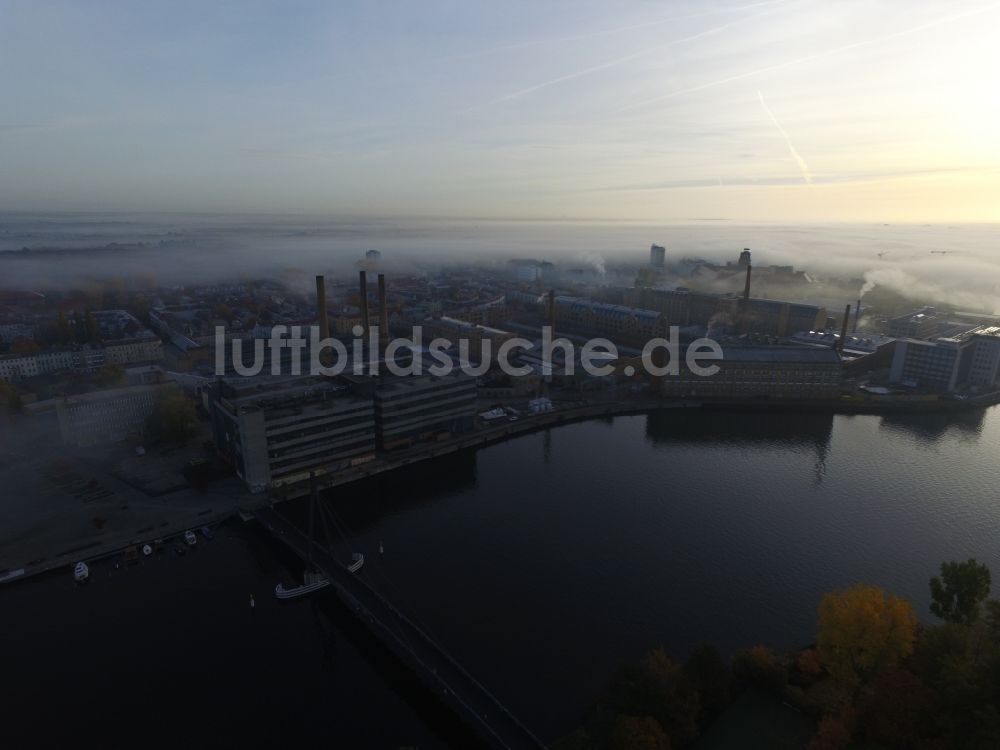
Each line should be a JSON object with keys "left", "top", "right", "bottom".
{"left": 889, "top": 326, "right": 1000, "bottom": 392}
{"left": 208, "top": 376, "right": 376, "bottom": 492}
{"left": 23, "top": 383, "right": 172, "bottom": 447}
{"left": 374, "top": 372, "right": 476, "bottom": 450}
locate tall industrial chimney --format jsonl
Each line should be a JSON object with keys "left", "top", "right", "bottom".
{"left": 315, "top": 275, "right": 329, "bottom": 342}
{"left": 377, "top": 273, "right": 389, "bottom": 357}
{"left": 547, "top": 289, "right": 556, "bottom": 339}
{"left": 742, "top": 262, "right": 753, "bottom": 302}
{"left": 854, "top": 298, "right": 862, "bottom": 332}
{"left": 838, "top": 304, "right": 851, "bottom": 353}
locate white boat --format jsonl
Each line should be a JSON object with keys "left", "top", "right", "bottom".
{"left": 275, "top": 569, "right": 330, "bottom": 599}
{"left": 142, "top": 544, "right": 153, "bottom": 556}
{"left": 183, "top": 530, "right": 197, "bottom": 546}
{"left": 348, "top": 552, "right": 364, "bottom": 573}
{"left": 73, "top": 562, "right": 89, "bottom": 583}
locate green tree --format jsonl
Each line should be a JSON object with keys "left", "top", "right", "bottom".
{"left": 817, "top": 584, "right": 917, "bottom": 691}
{"left": 145, "top": 389, "right": 199, "bottom": 444}
{"left": 930, "top": 559, "right": 992, "bottom": 625}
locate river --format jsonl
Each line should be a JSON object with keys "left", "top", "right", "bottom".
{"left": 3, "top": 407, "right": 1000, "bottom": 746}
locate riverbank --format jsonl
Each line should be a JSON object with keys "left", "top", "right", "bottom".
{"left": 273, "top": 388, "right": 1000, "bottom": 500}
{"left": 6, "top": 388, "right": 997, "bottom": 585}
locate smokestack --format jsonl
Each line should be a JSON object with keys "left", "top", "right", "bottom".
{"left": 743, "top": 263, "right": 752, "bottom": 302}
{"left": 315, "top": 276, "right": 329, "bottom": 342}
{"left": 854, "top": 298, "right": 862, "bottom": 332}
{"left": 377, "top": 273, "right": 389, "bottom": 357}
{"left": 358, "top": 270, "right": 370, "bottom": 336}
{"left": 838, "top": 304, "right": 851, "bottom": 353}
{"left": 547, "top": 289, "right": 556, "bottom": 339}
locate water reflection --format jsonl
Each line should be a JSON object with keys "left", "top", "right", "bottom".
{"left": 878, "top": 410, "right": 987, "bottom": 444}
{"left": 645, "top": 408, "right": 835, "bottom": 447}
{"left": 320, "top": 450, "right": 479, "bottom": 532}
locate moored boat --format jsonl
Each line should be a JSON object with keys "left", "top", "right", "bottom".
{"left": 73, "top": 562, "right": 89, "bottom": 583}
{"left": 275, "top": 569, "right": 330, "bottom": 599}
{"left": 348, "top": 553, "right": 364, "bottom": 573}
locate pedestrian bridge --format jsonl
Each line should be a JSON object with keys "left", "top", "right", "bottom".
{"left": 255, "top": 506, "right": 547, "bottom": 750}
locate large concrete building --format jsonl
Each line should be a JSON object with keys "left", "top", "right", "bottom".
{"left": 889, "top": 326, "right": 1000, "bottom": 392}
{"left": 889, "top": 338, "right": 967, "bottom": 391}
{"left": 661, "top": 345, "right": 843, "bottom": 400}
{"left": 24, "top": 383, "right": 173, "bottom": 447}
{"left": 208, "top": 376, "right": 376, "bottom": 492}
{"left": 375, "top": 372, "right": 477, "bottom": 450}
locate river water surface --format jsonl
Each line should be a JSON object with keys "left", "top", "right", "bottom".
{"left": 4, "top": 407, "right": 1000, "bottom": 746}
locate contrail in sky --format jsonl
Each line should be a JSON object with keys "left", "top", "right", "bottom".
{"left": 618, "top": 1, "right": 1000, "bottom": 111}
{"left": 445, "top": 0, "right": 788, "bottom": 63}
{"left": 757, "top": 90, "right": 811, "bottom": 184}
{"left": 484, "top": 1, "right": 792, "bottom": 106}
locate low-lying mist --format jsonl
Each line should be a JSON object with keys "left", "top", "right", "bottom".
{"left": 1, "top": 214, "right": 998, "bottom": 312}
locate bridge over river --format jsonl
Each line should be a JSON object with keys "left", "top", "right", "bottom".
{"left": 255, "top": 506, "right": 547, "bottom": 750}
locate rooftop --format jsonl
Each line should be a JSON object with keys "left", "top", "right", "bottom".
{"left": 718, "top": 346, "right": 843, "bottom": 364}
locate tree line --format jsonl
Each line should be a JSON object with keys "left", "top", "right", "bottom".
{"left": 556, "top": 559, "right": 999, "bottom": 749}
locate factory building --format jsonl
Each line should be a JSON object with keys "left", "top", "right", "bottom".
{"left": 887, "top": 307, "right": 946, "bottom": 340}
{"left": 626, "top": 287, "right": 826, "bottom": 337}
{"left": 208, "top": 376, "right": 376, "bottom": 492}
{"left": 375, "top": 372, "right": 477, "bottom": 450}
{"left": 661, "top": 345, "right": 843, "bottom": 400}
{"left": 420, "top": 316, "right": 516, "bottom": 365}
{"left": 554, "top": 296, "right": 667, "bottom": 346}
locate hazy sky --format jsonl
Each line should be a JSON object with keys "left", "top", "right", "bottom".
{"left": 2, "top": 0, "right": 999, "bottom": 221}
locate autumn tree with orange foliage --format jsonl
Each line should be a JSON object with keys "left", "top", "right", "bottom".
{"left": 610, "top": 715, "right": 671, "bottom": 750}
{"left": 817, "top": 584, "right": 917, "bottom": 691}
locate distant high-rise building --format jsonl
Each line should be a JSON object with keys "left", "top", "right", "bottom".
{"left": 650, "top": 244, "right": 666, "bottom": 267}
{"left": 738, "top": 249, "right": 752, "bottom": 268}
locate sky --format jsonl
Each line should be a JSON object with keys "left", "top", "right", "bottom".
{"left": 1, "top": 0, "right": 999, "bottom": 221}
